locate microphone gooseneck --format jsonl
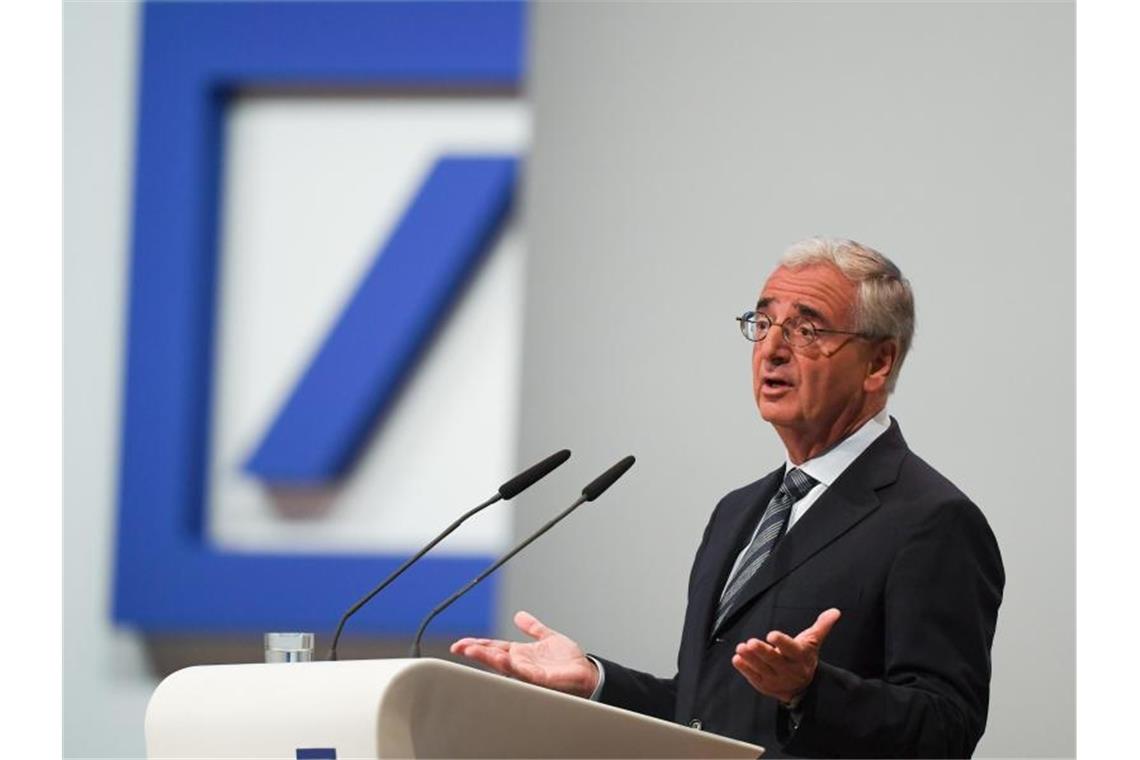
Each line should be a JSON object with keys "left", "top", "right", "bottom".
{"left": 410, "top": 454, "right": 636, "bottom": 657}
{"left": 326, "top": 449, "right": 572, "bottom": 661}
{"left": 327, "top": 493, "right": 499, "bottom": 661}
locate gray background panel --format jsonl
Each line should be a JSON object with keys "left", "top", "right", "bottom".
{"left": 508, "top": 2, "right": 1073, "bottom": 757}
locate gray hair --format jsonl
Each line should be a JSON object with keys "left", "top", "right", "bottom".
{"left": 779, "top": 237, "right": 915, "bottom": 393}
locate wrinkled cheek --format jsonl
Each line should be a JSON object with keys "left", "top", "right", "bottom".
{"left": 785, "top": 380, "right": 813, "bottom": 417}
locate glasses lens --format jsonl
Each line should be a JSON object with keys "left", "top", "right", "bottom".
{"left": 751, "top": 313, "right": 772, "bottom": 341}
{"left": 739, "top": 312, "right": 759, "bottom": 341}
{"left": 785, "top": 317, "right": 816, "bottom": 347}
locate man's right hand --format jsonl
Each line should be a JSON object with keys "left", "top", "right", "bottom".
{"left": 450, "top": 610, "right": 599, "bottom": 699}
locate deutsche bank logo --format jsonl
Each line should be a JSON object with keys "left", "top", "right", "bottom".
{"left": 244, "top": 155, "right": 517, "bottom": 483}
{"left": 114, "top": 1, "right": 526, "bottom": 635}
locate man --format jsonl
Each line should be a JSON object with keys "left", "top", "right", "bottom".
{"left": 452, "top": 238, "right": 1004, "bottom": 758}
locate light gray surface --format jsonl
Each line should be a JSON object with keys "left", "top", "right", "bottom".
{"left": 506, "top": 2, "right": 1073, "bottom": 757}
{"left": 64, "top": 2, "right": 154, "bottom": 758}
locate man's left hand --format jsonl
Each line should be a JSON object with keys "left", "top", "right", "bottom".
{"left": 731, "top": 608, "right": 842, "bottom": 705}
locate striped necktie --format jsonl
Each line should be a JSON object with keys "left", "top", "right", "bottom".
{"left": 713, "top": 467, "right": 818, "bottom": 633}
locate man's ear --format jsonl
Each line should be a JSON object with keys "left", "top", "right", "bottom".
{"left": 864, "top": 339, "right": 898, "bottom": 393}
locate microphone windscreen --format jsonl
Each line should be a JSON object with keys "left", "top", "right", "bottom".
{"left": 581, "top": 455, "right": 636, "bottom": 501}
{"left": 498, "top": 449, "right": 572, "bottom": 500}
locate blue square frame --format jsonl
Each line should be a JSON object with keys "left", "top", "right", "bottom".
{"left": 113, "top": 1, "right": 525, "bottom": 635}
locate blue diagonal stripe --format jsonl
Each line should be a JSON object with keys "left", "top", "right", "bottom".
{"left": 244, "top": 155, "right": 519, "bottom": 483}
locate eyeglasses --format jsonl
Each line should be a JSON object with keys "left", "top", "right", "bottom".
{"left": 735, "top": 310, "right": 870, "bottom": 347}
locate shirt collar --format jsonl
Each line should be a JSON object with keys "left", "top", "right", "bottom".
{"left": 785, "top": 408, "right": 891, "bottom": 487}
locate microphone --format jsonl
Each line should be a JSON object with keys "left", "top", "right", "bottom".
{"left": 410, "top": 454, "right": 636, "bottom": 657}
{"left": 326, "top": 449, "right": 571, "bottom": 661}
{"left": 581, "top": 454, "right": 637, "bottom": 501}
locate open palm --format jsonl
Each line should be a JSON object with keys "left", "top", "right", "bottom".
{"left": 451, "top": 610, "right": 599, "bottom": 698}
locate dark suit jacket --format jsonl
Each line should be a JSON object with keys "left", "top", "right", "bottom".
{"left": 594, "top": 420, "right": 1004, "bottom": 758}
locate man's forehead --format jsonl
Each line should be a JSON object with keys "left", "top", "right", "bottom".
{"left": 758, "top": 264, "right": 857, "bottom": 317}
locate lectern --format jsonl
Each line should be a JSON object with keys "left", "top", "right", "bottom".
{"left": 145, "top": 657, "right": 762, "bottom": 758}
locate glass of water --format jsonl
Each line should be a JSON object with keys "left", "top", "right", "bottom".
{"left": 264, "top": 632, "right": 315, "bottom": 663}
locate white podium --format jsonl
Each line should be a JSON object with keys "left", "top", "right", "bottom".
{"left": 145, "top": 657, "right": 762, "bottom": 758}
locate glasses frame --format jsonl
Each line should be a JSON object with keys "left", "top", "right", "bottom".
{"left": 735, "top": 310, "right": 871, "bottom": 347}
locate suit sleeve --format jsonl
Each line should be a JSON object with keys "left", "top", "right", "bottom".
{"left": 779, "top": 497, "right": 1005, "bottom": 758}
{"left": 590, "top": 494, "right": 727, "bottom": 722}
{"left": 590, "top": 656, "right": 678, "bottom": 722}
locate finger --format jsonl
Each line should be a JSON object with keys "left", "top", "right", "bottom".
{"left": 766, "top": 631, "right": 804, "bottom": 659}
{"left": 451, "top": 637, "right": 482, "bottom": 651}
{"left": 455, "top": 643, "right": 515, "bottom": 676}
{"left": 451, "top": 637, "right": 510, "bottom": 654}
{"left": 456, "top": 643, "right": 550, "bottom": 688}
{"left": 734, "top": 642, "right": 779, "bottom": 678}
{"left": 799, "top": 607, "right": 842, "bottom": 646}
{"left": 451, "top": 637, "right": 483, "bottom": 654}
{"left": 739, "top": 636, "right": 777, "bottom": 653}
{"left": 740, "top": 638, "right": 786, "bottom": 670}
{"left": 732, "top": 654, "right": 770, "bottom": 693}
{"left": 514, "top": 610, "right": 554, "bottom": 641}
{"left": 453, "top": 638, "right": 508, "bottom": 647}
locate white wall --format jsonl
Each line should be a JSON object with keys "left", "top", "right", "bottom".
{"left": 63, "top": 3, "right": 153, "bottom": 757}
{"left": 508, "top": 3, "right": 1074, "bottom": 758}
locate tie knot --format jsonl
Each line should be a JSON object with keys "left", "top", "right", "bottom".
{"left": 782, "top": 468, "right": 818, "bottom": 501}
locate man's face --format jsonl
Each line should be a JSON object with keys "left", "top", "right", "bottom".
{"left": 752, "top": 263, "right": 874, "bottom": 440}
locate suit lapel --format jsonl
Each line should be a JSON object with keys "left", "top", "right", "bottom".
{"left": 710, "top": 419, "right": 909, "bottom": 638}
{"left": 688, "top": 467, "right": 784, "bottom": 646}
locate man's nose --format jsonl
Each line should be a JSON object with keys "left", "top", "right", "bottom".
{"left": 756, "top": 324, "right": 791, "bottom": 364}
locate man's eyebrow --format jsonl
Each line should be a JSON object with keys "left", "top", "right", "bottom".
{"left": 794, "top": 302, "right": 829, "bottom": 325}
{"left": 755, "top": 297, "right": 830, "bottom": 325}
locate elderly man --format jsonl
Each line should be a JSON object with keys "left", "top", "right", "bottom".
{"left": 452, "top": 238, "right": 1004, "bottom": 758}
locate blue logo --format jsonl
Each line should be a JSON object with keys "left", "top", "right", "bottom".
{"left": 114, "top": 1, "right": 525, "bottom": 635}
{"left": 296, "top": 749, "right": 336, "bottom": 760}
{"left": 245, "top": 155, "right": 517, "bottom": 483}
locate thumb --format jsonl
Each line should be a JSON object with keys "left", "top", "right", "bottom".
{"left": 800, "top": 607, "right": 841, "bottom": 647}
{"left": 514, "top": 610, "right": 553, "bottom": 641}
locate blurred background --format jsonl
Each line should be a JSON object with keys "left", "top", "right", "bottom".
{"left": 64, "top": 1, "right": 1073, "bottom": 757}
